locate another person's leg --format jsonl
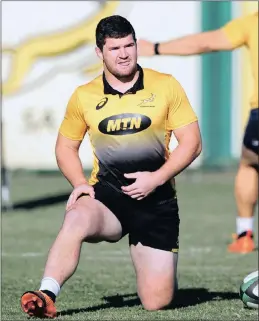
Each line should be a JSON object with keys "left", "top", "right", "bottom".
{"left": 21, "top": 194, "right": 123, "bottom": 318}
{"left": 228, "top": 147, "right": 258, "bottom": 253}
{"left": 228, "top": 108, "right": 259, "bottom": 253}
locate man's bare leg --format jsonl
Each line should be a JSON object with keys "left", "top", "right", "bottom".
{"left": 20, "top": 196, "right": 122, "bottom": 318}
{"left": 42, "top": 196, "right": 122, "bottom": 284}
{"left": 130, "top": 243, "right": 178, "bottom": 311}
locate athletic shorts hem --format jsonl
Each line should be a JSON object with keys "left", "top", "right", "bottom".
{"left": 129, "top": 239, "right": 179, "bottom": 252}
{"left": 93, "top": 182, "right": 180, "bottom": 252}
{"left": 243, "top": 108, "right": 259, "bottom": 155}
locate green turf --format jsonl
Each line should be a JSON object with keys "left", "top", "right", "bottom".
{"left": 1, "top": 170, "right": 258, "bottom": 320}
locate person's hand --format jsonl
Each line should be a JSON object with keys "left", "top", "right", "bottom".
{"left": 138, "top": 39, "right": 155, "bottom": 56}
{"left": 66, "top": 183, "right": 95, "bottom": 210}
{"left": 121, "top": 171, "right": 160, "bottom": 200}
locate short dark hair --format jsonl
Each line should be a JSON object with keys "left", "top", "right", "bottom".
{"left": 96, "top": 15, "right": 136, "bottom": 50}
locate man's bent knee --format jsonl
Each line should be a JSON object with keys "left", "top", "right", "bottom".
{"left": 61, "top": 198, "right": 103, "bottom": 240}
{"left": 62, "top": 196, "right": 122, "bottom": 242}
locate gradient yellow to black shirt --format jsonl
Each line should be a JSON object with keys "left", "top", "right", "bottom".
{"left": 59, "top": 67, "right": 197, "bottom": 191}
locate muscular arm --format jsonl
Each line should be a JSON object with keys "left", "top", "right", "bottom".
{"left": 154, "top": 121, "right": 202, "bottom": 184}
{"left": 56, "top": 87, "right": 89, "bottom": 188}
{"left": 139, "top": 13, "right": 253, "bottom": 56}
{"left": 138, "top": 29, "right": 234, "bottom": 56}
{"left": 55, "top": 134, "right": 88, "bottom": 188}
{"left": 157, "top": 29, "right": 233, "bottom": 55}
{"left": 155, "top": 75, "right": 202, "bottom": 183}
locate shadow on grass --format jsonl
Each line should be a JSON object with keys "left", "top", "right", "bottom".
{"left": 2, "top": 192, "right": 70, "bottom": 211}
{"left": 58, "top": 288, "right": 240, "bottom": 317}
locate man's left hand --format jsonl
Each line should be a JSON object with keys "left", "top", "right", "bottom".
{"left": 121, "top": 171, "right": 160, "bottom": 200}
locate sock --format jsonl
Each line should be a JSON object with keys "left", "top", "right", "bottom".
{"left": 236, "top": 217, "right": 254, "bottom": 236}
{"left": 238, "top": 231, "right": 253, "bottom": 239}
{"left": 39, "top": 277, "right": 60, "bottom": 302}
{"left": 41, "top": 290, "right": 56, "bottom": 303}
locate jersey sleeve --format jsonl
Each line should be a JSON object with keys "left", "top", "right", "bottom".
{"left": 221, "top": 15, "right": 251, "bottom": 48}
{"left": 59, "top": 89, "right": 88, "bottom": 140}
{"left": 166, "top": 76, "right": 198, "bottom": 131}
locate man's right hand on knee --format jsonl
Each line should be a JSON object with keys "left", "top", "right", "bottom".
{"left": 66, "top": 183, "right": 95, "bottom": 210}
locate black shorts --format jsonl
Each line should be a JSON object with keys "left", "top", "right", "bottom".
{"left": 93, "top": 181, "right": 180, "bottom": 252}
{"left": 243, "top": 108, "right": 259, "bottom": 155}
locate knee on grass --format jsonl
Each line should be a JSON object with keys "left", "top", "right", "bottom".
{"left": 141, "top": 293, "right": 174, "bottom": 311}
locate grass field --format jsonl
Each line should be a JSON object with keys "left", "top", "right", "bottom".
{"left": 2, "top": 170, "right": 258, "bottom": 320}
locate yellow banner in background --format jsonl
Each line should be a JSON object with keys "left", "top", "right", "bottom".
{"left": 241, "top": 1, "right": 258, "bottom": 130}
{"left": 2, "top": 2, "right": 119, "bottom": 96}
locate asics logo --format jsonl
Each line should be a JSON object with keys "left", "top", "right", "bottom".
{"left": 96, "top": 97, "right": 108, "bottom": 110}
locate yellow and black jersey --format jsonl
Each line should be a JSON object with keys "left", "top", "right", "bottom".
{"left": 222, "top": 12, "right": 258, "bottom": 108}
{"left": 59, "top": 65, "right": 197, "bottom": 191}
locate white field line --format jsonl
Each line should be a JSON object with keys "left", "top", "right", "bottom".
{"left": 1, "top": 247, "right": 238, "bottom": 271}
{"left": 2, "top": 247, "right": 212, "bottom": 258}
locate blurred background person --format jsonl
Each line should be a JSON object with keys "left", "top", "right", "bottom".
{"left": 138, "top": 12, "right": 258, "bottom": 254}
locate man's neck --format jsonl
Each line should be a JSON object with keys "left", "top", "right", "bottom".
{"left": 104, "top": 67, "right": 139, "bottom": 93}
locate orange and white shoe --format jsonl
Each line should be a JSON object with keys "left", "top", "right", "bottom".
{"left": 227, "top": 230, "right": 255, "bottom": 254}
{"left": 20, "top": 290, "right": 57, "bottom": 318}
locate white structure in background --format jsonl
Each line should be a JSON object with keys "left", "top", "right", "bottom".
{"left": 2, "top": 1, "right": 201, "bottom": 170}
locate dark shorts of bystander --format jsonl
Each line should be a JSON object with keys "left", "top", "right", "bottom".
{"left": 243, "top": 107, "right": 259, "bottom": 156}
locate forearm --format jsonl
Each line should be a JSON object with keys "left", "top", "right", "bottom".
{"left": 56, "top": 148, "right": 88, "bottom": 188}
{"left": 158, "top": 33, "right": 211, "bottom": 56}
{"left": 154, "top": 142, "right": 201, "bottom": 185}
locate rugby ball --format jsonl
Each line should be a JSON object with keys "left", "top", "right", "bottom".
{"left": 240, "top": 271, "right": 258, "bottom": 309}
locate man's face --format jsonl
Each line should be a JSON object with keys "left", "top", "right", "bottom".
{"left": 96, "top": 34, "right": 137, "bottom": 78}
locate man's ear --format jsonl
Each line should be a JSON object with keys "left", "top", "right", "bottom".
{"left": 95, "top": 47, "right": 103, "bottom": 60}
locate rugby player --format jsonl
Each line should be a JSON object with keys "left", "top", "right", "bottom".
{"left": 20, "top": 15, "right": 202, "bottom": 318}
{"left": 139, "top": 12, "right": 258, "bottom": 254}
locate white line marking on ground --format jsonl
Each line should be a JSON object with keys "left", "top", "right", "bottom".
{"left": 1, "top": 247, "right": 213, "bottom": 258}
{"left": 2, "top": 250, "right": 237, "bottom": 271}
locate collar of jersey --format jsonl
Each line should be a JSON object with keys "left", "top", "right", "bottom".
{"left": 103, "top": 64, "right": 144, "bottom": 96}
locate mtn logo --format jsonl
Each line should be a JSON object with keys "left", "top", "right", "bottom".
{"left": 98, "top": 113, "right": 151, "bottom": 135}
